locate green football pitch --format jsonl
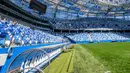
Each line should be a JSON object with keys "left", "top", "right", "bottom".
{"left": 44, "top": 42, "right": 130, "bottom": 73}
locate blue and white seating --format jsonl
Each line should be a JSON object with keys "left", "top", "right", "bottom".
{"left": 0, "top": 17, "right": 64, "bottom": 47}
{"left": 50, "top": 18, "right": 130, "bottom": 30}
{"left": 54, "top": 32, "right": 130, "bottom": 43}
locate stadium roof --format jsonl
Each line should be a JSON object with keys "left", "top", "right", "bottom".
{"left": 39, "top": 0, "right": 130, "bottom": 19}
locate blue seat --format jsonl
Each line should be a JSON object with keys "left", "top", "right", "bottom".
{"left": 0, "top": 38, "right": 5, "bottom": 46}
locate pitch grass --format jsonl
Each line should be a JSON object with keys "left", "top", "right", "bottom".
{"left": 44, "top": 49, "right": 74, "bottom": 73}
{"left": 74, "top": 42, "right": 130, "bottom": 73}
{"left": 44, "top": 42, "right": 130, "bottom": 73}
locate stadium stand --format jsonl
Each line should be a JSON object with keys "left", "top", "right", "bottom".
{"left": 0, "top": 14, "right": 69, "bottom": 73}
{"left": 54, "top": 32, "right": 130, "bottom": 43}
{"left": 0, "top": 0, "right": 130, "bottom": 73}
{"left": 50, "top": 18, "right": 130, "bottom": 30}
{"left": 0, "top": 16, "right": 63, "bottom": 47}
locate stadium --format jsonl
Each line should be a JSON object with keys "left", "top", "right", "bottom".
{"left": 0, "top": 0, "right": 130, "bottom": 73}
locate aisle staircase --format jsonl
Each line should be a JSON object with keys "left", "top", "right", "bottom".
{"left": 88, "top": 33, "right": 93, "bottom": 42}
{"left": 64, "top": 36, "right": 76, "bottom": 44}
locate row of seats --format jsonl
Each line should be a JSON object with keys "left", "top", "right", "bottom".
{"left": 90, "top": 32, "right": 130, "bottom": 42}
{"left": 50, "top": 17, "right": 130, "bottom": 30}
{"left": 54, "top": 32, "right": 130, "bottom": 43}
{"left": 0, "top": 17, "right": 64, "bottom": 47}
